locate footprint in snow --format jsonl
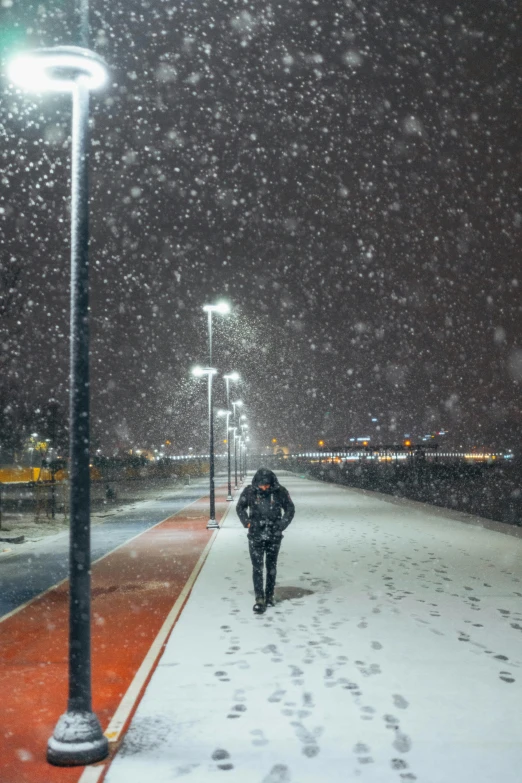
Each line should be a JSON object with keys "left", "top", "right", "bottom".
{"left": 251, "top": 729, "right": 269, "bottom": 746}
{"left": 211, "top": 748, "right": 234, "bottom": 771}
{"left": 393, "top": 731, "right": 412, "bottom": 753}
{"left": 268, "top": 689, "right": 286, "bottom": 703}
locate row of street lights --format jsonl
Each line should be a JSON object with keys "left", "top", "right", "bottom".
{"left": 192, "top": 302, "right": 250, "bottom": 528}
{"left": 7, "top": 21, "right": 251, "bottom": 770}
{"left": 219, "top": 405, "right": 249, "bottom": 493}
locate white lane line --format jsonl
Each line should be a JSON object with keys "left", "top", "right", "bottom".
{"left": 0, "top": 488, "right": 221, "bottom": 625}
{"left": 77, "top": 765, "right": 106, "bottom": 783}
{"left": 77, "top": 499, "right": 234, "bottom": 783}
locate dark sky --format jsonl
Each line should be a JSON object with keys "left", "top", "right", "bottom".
{"left": 0, "top": 0, "right": 521, "bottom": 453}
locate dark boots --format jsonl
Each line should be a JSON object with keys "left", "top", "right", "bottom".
{"left": 253, "top": 596, "right": 266, "bottom": 614}
{"left": 253, "top": 594, "right": 275, "bottom": 612}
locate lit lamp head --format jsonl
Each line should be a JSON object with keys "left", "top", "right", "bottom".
{"left": 203, "top": 301, "right": 230, "bottom": 315}
{"left": 192, "top": 366, "right": 217, "bottom": 378}
{"left": 8, "top": 45, "right": 109, "bottom": 94}
{"left": 223, "top": 372, "right": 240, "bottom": 381}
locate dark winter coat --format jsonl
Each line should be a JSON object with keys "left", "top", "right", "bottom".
{"left": 236, "top": 468, "right": 295, "bottom": 540}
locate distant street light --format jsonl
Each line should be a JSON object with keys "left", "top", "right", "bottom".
{"left": 195, "top": 302, "right": 230, "bottom": 526}
{"left": 218, "top": 407, "right": 232, "bottom": 480}
{"left": 8, "top": 43, "right": 109, "bottom": 766}
{"left": 193, "top": 366, "right": 218, "bottom": 527}
{"left": 228, "top": 426, "right": 237, "bottom": 489}
{"left": 236, "top": 431, "right": 243, "bottom": 484}
{"left": 239, "top": 437, "right": 244, "bottom": 480}
{"left": 231, "top": 400, "right": 243, "bottom": 488}
{"left": 244, "top": 435, "right": 250, "bottom": 475}
{"left": 240, "top": 422, "right": 248, "bottom": 480}
{"left": 223, "top": 372, "right": 240, "bottom": 500}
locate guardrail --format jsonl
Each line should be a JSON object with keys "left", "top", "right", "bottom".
{"left": 283, "top": 454, "right": 522, "bottom": 528}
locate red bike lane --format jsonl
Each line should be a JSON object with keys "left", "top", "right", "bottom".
{"left": 0, "top": 487, "right": 231, "bottom": 783}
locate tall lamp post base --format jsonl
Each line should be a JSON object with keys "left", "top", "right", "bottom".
{"left": 207, "top": 519, "right": 220, "bottom": 529}
{"left": 47, "top": 710, "right": 108, "bottom": 767}
{"left": 226, "top": 494, "right": 233, "bottom": 501}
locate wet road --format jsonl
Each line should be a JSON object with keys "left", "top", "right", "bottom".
{"left": 0, "top": 479, "right": 210, "bottom": 617}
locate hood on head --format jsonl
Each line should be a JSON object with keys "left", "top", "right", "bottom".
{"left": 252, "top": 468, "right": 279, "bottom": 489}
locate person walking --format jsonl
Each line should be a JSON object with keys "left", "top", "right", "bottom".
{"left": 236, "top": 467, "right": 295, "bottom": 614}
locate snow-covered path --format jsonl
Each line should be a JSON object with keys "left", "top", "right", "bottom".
{"left": 104, "top": 473, "right": 522, "bottom": 783}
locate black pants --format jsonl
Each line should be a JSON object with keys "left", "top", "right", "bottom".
{"left": 248, "top": 535, "right": 282, "bottom": 599}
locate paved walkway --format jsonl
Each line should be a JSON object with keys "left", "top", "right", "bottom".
{"left": 102, "top": 472, "right": 522, "bottom": 783}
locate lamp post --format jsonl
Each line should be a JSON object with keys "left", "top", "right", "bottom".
{"left": 193, "top": 366, "right": 218, "bottom": 528}
{"left": 231, "top": 400, "right": 243, "bottom": 488}
{"left": 218, "top": 408, "right": 233, "bottom": 500}
{"left": 228, "top": 426, "right": 237, "bottom": 489}
{"left": 236, "top": 432, "right": 242, "bottom": 484}
{"left": 223, "top": 372, "right": 239, "bottom": 500}
{"left": 8, "top": 44, "right": 109, "bottom": 766}
{"left": 244, "top": 435, "right": 250, "bottom": 475}
{"left": 240, "top": 422, "right": 248, "bottom": 480}
{"left": 202, "top": 301, "right": 230, "bottom": 366}
{"left": 195, "top": 302, "right": 229, "bottom": 524}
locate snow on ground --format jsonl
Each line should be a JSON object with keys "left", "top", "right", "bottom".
{"left": 105, "top": 472, "right": 522, "bottom": 783}
{"left": 0, "top": 476, "right": 201, "bottom": 552}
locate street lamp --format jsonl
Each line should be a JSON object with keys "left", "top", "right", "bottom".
{"left": 231, "top": 400, "right": 243, "bottom": 488}
{"left": 218, "top": 408, "right": 233, "bottom": 500}
{"left": 202, "top": 301, "right": 230, "bottom": 366}
{"left": 234, "top": 430, "right": 242, "bottom": 486}
{"left": 228, "top": 426, "right": 239, "bottom": 489}
{"left": 192, "top": 366, "right": 218, "bottom": 528}
{"left": 8, "top": 44, "right": 109, "bottom": 766}
{"left": 223, "top": 372, "right": 239, "bottom": 500}
{"left": 244, "top": 435, "right": 250, "bottom": 475}
{"left": 240, "top": 422, "right": 248, "bottom": 480}
{"left": 238, "top": 437, "right": 244, "bottom": 481}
